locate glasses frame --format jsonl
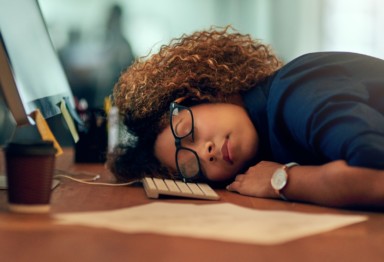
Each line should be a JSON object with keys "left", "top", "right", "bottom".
{"left": 169, "top": 102, "right": 203, "bottom": 182}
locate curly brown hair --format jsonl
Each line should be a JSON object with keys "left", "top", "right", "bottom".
{"left": 107, "top": 26, "right": 282, "bottom": 182}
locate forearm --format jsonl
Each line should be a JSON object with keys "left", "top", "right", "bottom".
{"left": 285, "top": 160, "right": 384, "bottom": 208}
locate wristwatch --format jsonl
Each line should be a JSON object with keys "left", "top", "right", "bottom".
{"left": 271, "top": 162, "right": 299, "bottom": 201}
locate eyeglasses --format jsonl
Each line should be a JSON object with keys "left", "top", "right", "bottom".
{"left": 169, "top": 102, "right": 203, "bottom": 182}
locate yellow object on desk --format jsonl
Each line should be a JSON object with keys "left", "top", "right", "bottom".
{"left": 59, "top": 99, "right": 79, "bottom": 143}
{"left": 29, "top": 109, "right": 63, "bottom": 156}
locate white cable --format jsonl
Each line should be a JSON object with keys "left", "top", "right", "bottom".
{"left": 54, "top": 169, "right": 140, "bottom": 187}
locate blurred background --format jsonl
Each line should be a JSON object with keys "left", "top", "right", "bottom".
{"left": 38, "top": 0, "right": 384, "bottom": 108}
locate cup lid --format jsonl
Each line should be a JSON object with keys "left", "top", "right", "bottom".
{"left": 5, "top": 140, "right": 57, "bottom": 156}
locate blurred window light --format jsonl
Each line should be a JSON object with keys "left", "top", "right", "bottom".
{"left": 323, "top": 0, "right": 384, "bottom": 58}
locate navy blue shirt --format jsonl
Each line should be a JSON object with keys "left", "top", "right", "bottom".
{"left": 242, "top": 52, "right": 384, "bottom": 169}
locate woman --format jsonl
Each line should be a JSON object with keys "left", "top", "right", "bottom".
{"left": 107, "top": 26, "right": 384, "bottom": 209}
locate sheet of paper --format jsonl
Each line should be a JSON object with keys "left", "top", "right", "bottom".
{"left": 55, "top": 203, "right": 367, "bottom": 245}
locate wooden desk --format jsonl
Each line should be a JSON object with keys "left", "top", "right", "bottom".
{"left": 1, "top": 149, "right": 383, "bottom": 262}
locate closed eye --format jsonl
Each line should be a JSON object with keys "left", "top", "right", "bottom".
{"left": 174, "top": 119, "right": 191, "bottom": 138}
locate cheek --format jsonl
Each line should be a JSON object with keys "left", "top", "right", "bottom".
{"left": 154, "top": 127, "right": 177, "bottom": 171}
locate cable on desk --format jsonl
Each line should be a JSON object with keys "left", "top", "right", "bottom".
{"left": 54, "top": 169, "right": 139, "bottom": 187}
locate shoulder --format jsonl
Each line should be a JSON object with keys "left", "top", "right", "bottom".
{"left": 277, "top": 52, "right": 384, "bottom": 79}
{"left": 283, "top": 51, "right": 383, "bottom": 67}
{"left": 265, "top": 51, "right": 384, "bottom": 145}
{"left": 268, "top": 51, "right": 384, "bottom": 102}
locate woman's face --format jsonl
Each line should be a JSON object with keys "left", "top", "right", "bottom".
{"left": 154, "top": 103, "right": 259, "bottom": 181}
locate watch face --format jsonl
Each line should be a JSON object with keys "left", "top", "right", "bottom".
{"left": 271, "top": 168, "right": 287, "bottom": 190}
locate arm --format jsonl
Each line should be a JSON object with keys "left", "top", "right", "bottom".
{"left": 229, "top": 53, "right": 384, "bottom": 209}
{"left": 267, "top": 52, "right": 384, "bottom": 170}
{"left": 227, "top": 160, "right": 384, "bottom": 209}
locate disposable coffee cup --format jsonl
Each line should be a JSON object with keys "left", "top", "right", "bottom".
{"left": 5, "top": 141, "right": 56, "bottom": 213}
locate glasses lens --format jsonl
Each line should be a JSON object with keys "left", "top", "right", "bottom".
{"left": 176, "top": 149, "right": 200, "bottom": 179}
{"left": 171, "top": 107, "right": 193, "bottom": 138}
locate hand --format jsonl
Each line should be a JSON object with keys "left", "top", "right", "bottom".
{"left": 226, "top": 161, "right": 282, "bottom": 198}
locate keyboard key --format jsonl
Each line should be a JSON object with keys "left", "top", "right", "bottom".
{"left": 164, "top": 179, "right": 180, "bottom": 192}
{"left": 152, "top": 178, "right": 168, "bottom": 191}
{"left": 143, "top": 177, "right": 156, "bottom": 190}
{"left": 197, "top": 183, "right": 219, "bottom": 198}
{"left": 186, "top": 183, "right": 204, "bottom": 196}
{"left": 175, "top": 181, "right": 192, "bottom": 194}
{"left": 143, "top": 177, "right": 159, "bottom": 198}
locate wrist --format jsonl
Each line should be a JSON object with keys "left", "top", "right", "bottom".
{"left": 270, "top": 162, "right": 299, "bottom": 201}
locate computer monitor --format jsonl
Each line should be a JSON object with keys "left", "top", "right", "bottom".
{"left": 0, "top": 0, "right": 77, "bottom": 147}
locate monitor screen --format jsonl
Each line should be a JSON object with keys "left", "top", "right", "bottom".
{"left": 0, "top": 0, "right": 77, "bottom": 146}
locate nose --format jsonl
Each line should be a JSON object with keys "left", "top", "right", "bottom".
{"left": 198, "top": 141, "right": 216, "bottom": 162}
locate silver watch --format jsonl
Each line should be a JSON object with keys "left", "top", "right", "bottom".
{"left": 271, "top": 162, "right": 299, "bottom": 201}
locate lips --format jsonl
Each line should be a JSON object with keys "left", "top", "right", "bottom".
{"left": 221, "top": 139, "right": 233, "bottom": 164}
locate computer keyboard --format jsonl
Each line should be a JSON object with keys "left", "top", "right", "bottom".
{"left": 142, "top": 177, "right": 220, "bottom": 200}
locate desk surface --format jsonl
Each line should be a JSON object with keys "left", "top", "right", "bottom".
{"left": 1, "top": 149, "right": 384, "bottom": 262}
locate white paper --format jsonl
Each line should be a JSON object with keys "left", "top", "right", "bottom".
{"left": 55, "top": 203, "right": 367, "bottom": 245}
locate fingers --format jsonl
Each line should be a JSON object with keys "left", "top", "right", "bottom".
{"left": 226, "top": 174, "right": 244, "bottom": 192}
{"left": 226, "top": 181, "right": 238, "bottom": 192}
{"left": 235, "top": 174, "right": 245, "bottom": 182}
{"left": 226, "top": 182, "right": 236, "bottom": 191}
